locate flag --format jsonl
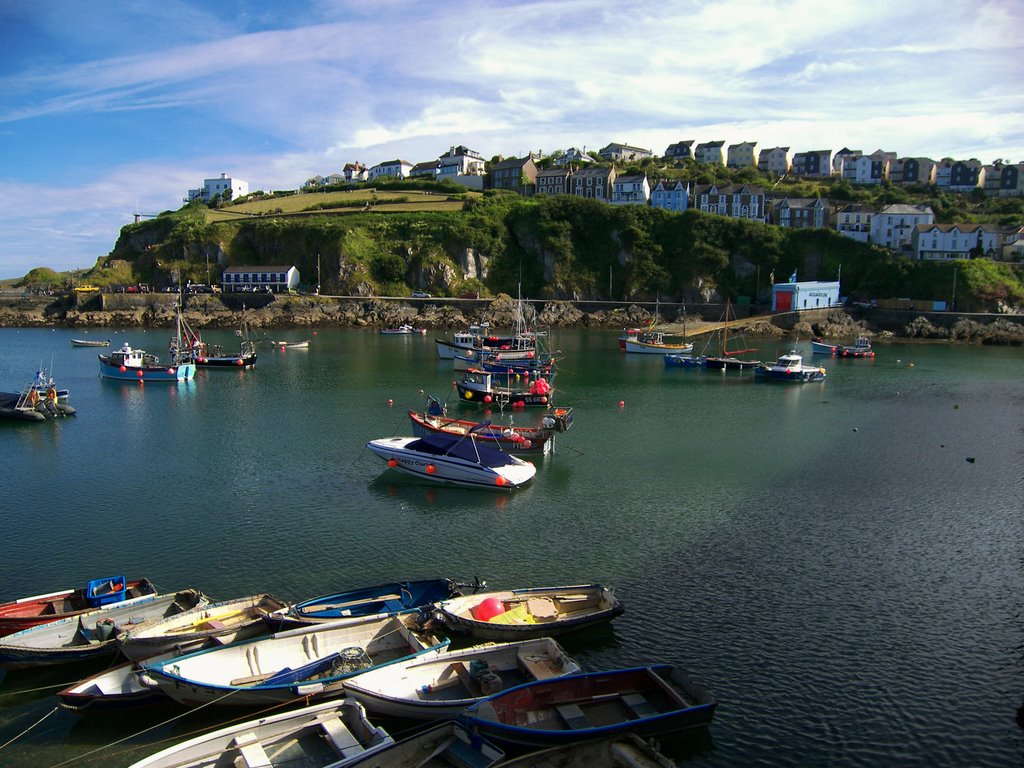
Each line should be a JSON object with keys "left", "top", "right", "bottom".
{"left": 789, "top": 270, "right": 797, "bottom": 283}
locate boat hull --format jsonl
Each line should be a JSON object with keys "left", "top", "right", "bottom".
{"left": 194, "top": 353, "right": 256, "bottom": 368}
{"left": 98, "top": 358, "right": 195, "bottom": 382}
{"left": 139, "top": 614, "right": 450, "bottom": 708}
{"left": 278, "top": 578, "right": 461, "bottom": 628}
{"left": 408, "top": 410, "right": 560, "bottom": 456}
{"left": 342, "top": 637, "right": 581, "bottom": 721}
{"left": 0, "top": 590, "right": 208, "bottom": 670}
{"left": 435, "top": 585, "right": 624, "bottom": 641}
{"left": 0, "top": 578, "right": 157, "bottom": 635}
{"left": 458, "top": 664, "right": 716, "bottom": 749}
{"left": 367, "top": 436, "right": 537, "bottom": 490}
{"left": 623, "top": 339, "right": 693, "bottom": 354}
{"left": 126, "top": 698, "right": 394, "bottom": 768}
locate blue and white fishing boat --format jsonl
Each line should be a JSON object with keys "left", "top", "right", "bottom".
{"left": 138, "top": 613, "right": 449, "bottom": 708}
{"left": 274, "top": 578, "right": 466, "bottom": 628}
{"left": 98, "top": 302, "right": 196, "bottom": 382}
{"left": 457, "top": 664, "right": 716, "bottom": 749}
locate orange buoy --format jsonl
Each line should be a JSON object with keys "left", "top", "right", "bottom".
{"left": 495, "top": 476, "right": 507, "bottom": 487}
{"left": 387, "top": 459, "right": 398, "bottom": 468}
{"left": 426, "top": 464, "right": 437, "bottom": 474}
{"left": 619, "top": 400, "right": 625, "bottom": 408}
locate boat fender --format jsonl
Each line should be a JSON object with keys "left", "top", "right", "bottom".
{"left": 29, "top": 390, "right": 40, "bottom": 406}
{"left": 479, "top": 670, "right": 503, "bottom": 695}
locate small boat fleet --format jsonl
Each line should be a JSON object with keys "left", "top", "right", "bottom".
{"left": 0, "top": 570, "right": 711, "bottom": 767}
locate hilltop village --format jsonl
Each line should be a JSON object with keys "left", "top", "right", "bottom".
{"left": 189, "top": 140, "right": 1024, "bottom": 262}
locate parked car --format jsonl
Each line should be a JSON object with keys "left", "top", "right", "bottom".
{"left": 411, "top": 290, "right": 431, "bottom": 298}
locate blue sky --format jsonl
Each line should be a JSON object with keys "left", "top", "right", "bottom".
{"left": 1, "top": 0, "right": 1022, "bottom": 278}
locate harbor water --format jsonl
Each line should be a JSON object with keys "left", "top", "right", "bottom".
{"left": 0, "top": 326, "right": 1021, "bottom": 766}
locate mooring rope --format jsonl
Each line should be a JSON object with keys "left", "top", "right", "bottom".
{"left": 0, "top": 706, "right": 59, "bottom": 751}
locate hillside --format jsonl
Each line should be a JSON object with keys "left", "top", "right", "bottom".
{"left": 25, "top": 181, "right": 1024, "bottom": 313}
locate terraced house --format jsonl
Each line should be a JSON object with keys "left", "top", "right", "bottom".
{"left": 693, "top": 183, "right": 767, "bottom": 222}
{"left": 570, "top": 167, "right": 616, "bottom": 201}
{"left": 611, "top": 175, "right": 651, "bottom": 205}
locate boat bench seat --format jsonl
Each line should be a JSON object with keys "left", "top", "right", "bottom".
{"left": 321, "top": 717, "right": 362, "bottom": 758}
{"left": 446, "top": 737, "right": 493, "bottom": 768}
{"left": 518, "top": 653, "right": 558, "bottom": 680}
{"left": 622, "top": 693, "right": 658, "bottom": 719}
{"left": 555, "top": 702, "right": 592, "bottom": 730}
{"left": 231, "top": 733, "right": 272, "bottom": 768}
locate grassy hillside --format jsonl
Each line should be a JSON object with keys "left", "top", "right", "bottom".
{"left": 26, "top": 184, "right": 1024, "bottom": 312}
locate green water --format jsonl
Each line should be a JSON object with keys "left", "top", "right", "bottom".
{"left": 0, "top": 327, "right": 1021, "bottom": 766}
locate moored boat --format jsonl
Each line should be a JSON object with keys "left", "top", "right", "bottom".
{"left": 126, "top": 697, "right": 394, "bottom": 768}
{"left": 456, "top": 368, "right": 554, "bottom": 408}
{"left": 0, "top": 576, "right": 157, "bottom": 635}
{"left": 497, "top": 733, "right": 677, "bottom": 768}
{"left": 623, "top": 330, "right": 694, "bottom": 355}
{"left": 836, "top": 336, "right": 875, "bottom": 358}
{"left": 381, "top": 324, "right": 426, "bottom": 335}
{"left": 99, "top": 299, "right": 196, "bottom": 382}
{"left": 342, "top": 637, "right": 582, "bottom": 721}
{"left": 138, "top": 613, "right": 449, "bottom": 708}
{"left": 70, "top": 338, "right": 111, "bottom": 347}
{"left": 57, "top": 650, "right": 178, "bottom": 713}
{"left": 190, "top": 321, "right": 258, "bottom": 368}
{"left": 457, "top": 664, "right": 716, "bottom": 749}
{"left": 810, "top": 337, "right": 838, "bottom": 355}
{"left": 409, "top": 397, "right": 572, "bottom": 456}
{"left": 0, "top": 589, "right": 209, "bottom": 670}
{"left": 366, "top": 431, "right": 537, "bottom": 491}
{"left": 755, "top": 351, "right": 828, "bottom": 383}
{"left": 274, "top": 578, "right": 464, "bottom": 629}
{"left": 0, "top": 386, "right": 75, "bottom": 420}
{"left": 342, "top": 721, "right": 503, "bottom": 768}
{"left": 434, "top": 584, "right": 624, "bottom": 641}
{"left": 117, "top": 593, "right": 289, "bottom": 661}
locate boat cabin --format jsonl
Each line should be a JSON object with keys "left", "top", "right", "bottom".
{"left": 107, "top": 344, "right": 157, "bottom": 368}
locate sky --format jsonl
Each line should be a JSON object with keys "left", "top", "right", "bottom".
{"left": 1, "top": 0, "right": 1022, "bottom": 279}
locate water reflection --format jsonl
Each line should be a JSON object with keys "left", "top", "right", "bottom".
{"left": 368, "top": 474, "right": 520, "bottom": 511}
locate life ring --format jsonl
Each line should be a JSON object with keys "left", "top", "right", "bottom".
{"left": 46, "top": 387, "right": 58, "bottom": 402}
{"left": 29, "top": 389, "right": 40, "bottom": 405}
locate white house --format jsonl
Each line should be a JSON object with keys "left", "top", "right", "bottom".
{"left": 599, "top": 143, "right": 653, "bottom": 162}
{"left": 436, "top": 145, "right": 486, "bottom": 189}
{"left": 553, "top": 147, "right": 593, "bottom": 166}
{"left": 852, "top": 150, "right": 896, "bottom": 184}
{"left": 912, "top": 224, "right": 1000, "bottom": 260}
{"left": 343, "top": 162, "right": 368, "bottom": 183}
{"left": 369, "top": 159, "right": 413, "bottom": 181}
{"left": 186, "top": 173, "right": 249, "bottom": 203}
{"left": 870, "top": 204, "right": 935, "bottom": 251}
{"left": 771, "top": 278, "right": 841, "bottom": 312}
{"left": 221, "top": 265, "right": 300, "bottom": 294}
{"left": 611, "top": 175, "right": 651, "bottom": 205}
{"left": 651, "top": 180, "right": 690, "bottom": 212}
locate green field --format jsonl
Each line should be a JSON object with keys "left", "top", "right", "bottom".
{"left": 206, "top": 188, "right": 478, "bottom": 222}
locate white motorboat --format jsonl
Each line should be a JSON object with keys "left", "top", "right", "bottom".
{"left": 755, "top": 351, "right": 827, "bottom": 382}
{"left": 366, "top": 431, "right": 537, "bottom": 491}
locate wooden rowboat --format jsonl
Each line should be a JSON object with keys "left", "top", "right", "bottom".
{"left": 434, "top": 584, "right": 624, "bottom": 642}
{"left": 127, "top": 698, "right": 394, "bottom": 768}
{"left": 457, "top": 664, "right": 716, "bottom": 749}
{"left": 0, "top": 577, "right": 157, "bottom": 635}
{"left": 342, "top": 637, "right": 581, "bottom": 720}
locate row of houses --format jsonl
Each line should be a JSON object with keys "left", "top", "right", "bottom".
{"left": 298, "top": 141, "right": 1024, "bottom": 197}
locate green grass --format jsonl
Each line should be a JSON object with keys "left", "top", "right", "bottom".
{"left": 206, "top": 189, "right": 479, "bottom": 221}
